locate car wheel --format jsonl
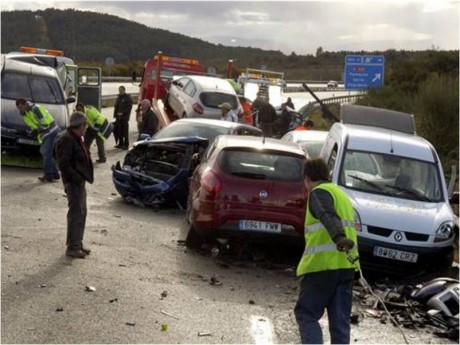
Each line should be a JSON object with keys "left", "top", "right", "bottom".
{"left": 185, "top": 224, "right": 204, "bottom": 249}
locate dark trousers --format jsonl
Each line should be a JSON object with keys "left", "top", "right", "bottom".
{"left": 119, "top": 118, "right": 129, "bottom": 147}
{"left": 294, "top": 269, "right": 355, "bottom": 344}
{"left": 260, "top": 122, "right": 274, "bottom": 137}
{"left": 84, "top": 128, "right": 105, "bottom": 160}
{"left": 65, "top": 182, "right": 87, "bottom": 250}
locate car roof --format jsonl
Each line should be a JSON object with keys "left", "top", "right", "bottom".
{"left": 216, "top": 135, "right": 306, "bottom": 155}
{"left": 2, "top": 58, "right": 58, "bottom": 78}
{"left": 178, "top": 75, "right": 235, "bottom": 93}
{"left": 282, "top": 130, "right": 329, "bottom": 142}
{"left": 170, "top": 118, "right": 260, "bottom": 130}
{"left": 338, "top": 123, "right": 436, "bottom": 162}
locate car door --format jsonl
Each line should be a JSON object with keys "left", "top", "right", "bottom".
{"left": 169, "top": 77, "right": 189, "bottom": 116}
{"left": 181, "top": 79, "right": 198, "bottom": 117}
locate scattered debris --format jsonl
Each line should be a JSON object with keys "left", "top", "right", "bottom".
{"left": 160, "top": 310, "right": 179, "bottom": 320}
{"left": 160, "top": 291, "right": 168, "bottom": 299}
{"left": 85, "top": 286, "right": 96, "bottom": 292}
{"left": 101, "top": 229, "right": 108, "bottom": 235}
{"left": 111, "top": 193, "right": 117, "bottom": 196}
{"left": 38, "top": 284, "right": 46, "bottom": 288}
{"left": 161, "top": 323, "right": 168, "bottom": 332}
{"left": 125, "top": 322, "right": 136, "bottom": 326}
{"left": 249, "top": 300, "right": 256, "bottom": 305}
{"left": 198, "top": 332, "right": 212, "bottom": 337}
{"left": 4, "top": 245, "right": 9, "bottom": 250}
{"left": 109, "top": 298, "right": 118, "bottom": 303}
{"left": 55, "top": 307, "right": 64, "bottom": 312}
{"left": 211, "top": 246, "right": 220, "bottom": 257}
{"left": 350, "top": 312, "right": 362, "bottom": 324}
{"left": 209, "top": 276, "right": 222, "bottom": 286}
{"left": 113, "top": 214, "right": 121, "bottom": 218}
{"left": 176, "top": 240, "right": 187, "bottom": 246}
{"left": 354, "top": 277, "right": 459, "bottom": 341}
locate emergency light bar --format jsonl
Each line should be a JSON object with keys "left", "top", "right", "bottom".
{"left": 19, "top": 46, "right": 64, "bottom": 56}
{"left": 154, "top": 54, "right": 200, "bottom": 66}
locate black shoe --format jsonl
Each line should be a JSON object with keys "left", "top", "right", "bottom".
{"left": 53, "top": 175, "right": 61, "bottom": 181}
{"left": 121, "top": 146, "right": 129, "bottom": 150}
{"left": 38, "top": 176, "right": 55, "bottom": 182}
{"left": 115, "top": 144, "right": 122, "bottom": 149}
{"left": 81, "top": 247, "right": 91, "bottom": 255}
{"left": 96, "top": 158, "right": 106, "bottom": 163}
{"left": 65, "top": 248, "right": 86, "bottom": 259}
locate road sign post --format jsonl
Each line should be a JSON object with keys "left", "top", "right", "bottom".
{"left": 344, "top": 55, "right": 385, "bottom": 90}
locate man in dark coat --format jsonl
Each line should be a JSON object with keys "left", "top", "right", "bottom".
{"left": 138, "top": 99, "right": 158, "bottom": 139}
{"left": 113, "top": 85, "right": 133, "bottom": 149}
{"left": 55, "top": 112, "right": 94, "bottom": 259}
{"left": 257, "top": 99, "right": 277, "bottom": 137}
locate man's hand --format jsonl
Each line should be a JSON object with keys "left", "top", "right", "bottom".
{"left": 336, "top": 237, "right": 354, "bottom": 252}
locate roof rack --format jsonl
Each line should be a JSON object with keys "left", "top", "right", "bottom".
{"left": 341, "top": 104, "right": 416, "bottom": 134}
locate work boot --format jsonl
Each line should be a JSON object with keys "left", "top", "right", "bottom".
{"left": 38, "top": 176, "right": 55, "bottom": 183}
{"left": 96, "top": 158, "right": 106, "bottom": 163}
{"left": 81, "top": 246, "right": 91, "bottom": 255}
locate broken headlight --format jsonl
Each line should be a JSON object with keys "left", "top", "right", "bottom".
{"left": 434, "top": 221, "right": 454, "bottom": 242}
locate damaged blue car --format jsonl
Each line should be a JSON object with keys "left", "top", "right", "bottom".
{"left": 112, "top": 137, "right": 208, "bottom": 209}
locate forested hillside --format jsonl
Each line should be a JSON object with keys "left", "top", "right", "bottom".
{"left": 2, "top": 8, "right": 457, "bottom": 81}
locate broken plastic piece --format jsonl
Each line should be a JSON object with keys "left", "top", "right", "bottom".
{"left": 85, "top": 286, "right": 96, "bottom": 292}
{"left": 198, "top": 332, "right": 212, "bottom": 336}
{"left": 161, "top": 323, "right": 168, "bottom": 332}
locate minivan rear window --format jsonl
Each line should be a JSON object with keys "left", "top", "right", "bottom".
{"left": 2, "top": 72, "right": 65, "bottom": 104}
{"left": 200, "top": 92, "right": 237, "bottom": 109}
{"left": 219, "top": 149, "right": 304, "bottom": 182}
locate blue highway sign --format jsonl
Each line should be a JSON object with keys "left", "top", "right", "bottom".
{"left": 345, "top": 55, "right": 385, "bottom": 90}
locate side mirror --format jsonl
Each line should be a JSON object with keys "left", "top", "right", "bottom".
{"left": 449, "top": 191, "right": 459, "bottom": 205}
{"left": 139, "top": 133, "right": 151, "bottom": 141}
{"left": 66, "top": 96, "right": 76, "bottom": 104}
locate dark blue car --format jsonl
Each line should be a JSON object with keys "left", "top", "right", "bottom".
{"left": 112, "top": 137, "right": 209, "bottom": 209}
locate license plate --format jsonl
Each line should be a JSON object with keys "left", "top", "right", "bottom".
{"left": 373, "top": 246, "right": 418, "bottom": 263}
{"left": 17, "top": 138, "right": 39, "bottom": 145}
{"left": 239, "top": 220, "right": 281, "bottom": 232}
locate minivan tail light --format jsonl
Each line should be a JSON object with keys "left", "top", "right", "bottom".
{"left": 201, "top": 170, "right": 222, "bottom": 194}
{"left": 192, "top": 103, "right": 204, "bottom": 114}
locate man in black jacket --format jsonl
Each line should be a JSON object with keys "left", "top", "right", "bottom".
{"left": 138, "top": 99, "right": 158, "bottom": 139}
{"left": 55, "top": 112, "right": 94, "bottom": 259}
{"left": 113, "top": 85, "right": 133, "bottom": 149}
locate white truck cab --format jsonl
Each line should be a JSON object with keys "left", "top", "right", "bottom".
{"left": 320, "top": 104, "right": 457, "bottom": 275}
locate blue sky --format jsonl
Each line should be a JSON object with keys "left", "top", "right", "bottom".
{"left": 2, "top": 0, "right": 459, "bottom": 55}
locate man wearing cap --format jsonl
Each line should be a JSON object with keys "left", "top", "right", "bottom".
{"left": 218, "top": 102, "right": 238, "bottom": 122}
{"left": 15, "top": 98, "right": 60, "bottom": 182}
{"left": 55, "top": 112, "right": 94, "bottom": 259}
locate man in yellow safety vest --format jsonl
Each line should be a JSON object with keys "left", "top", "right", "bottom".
{"left": 294, "top": 157, "right": 360, "bottom": 344}
{"left": 75, "top": 103, "right": 113, "bottom": 163}
{"left": 16, "top": 98, "right": 60, "bottom": 182}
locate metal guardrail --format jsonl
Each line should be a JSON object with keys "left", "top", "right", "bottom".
{"left": 300, "top": 94, "right": 365, "bottom": 116}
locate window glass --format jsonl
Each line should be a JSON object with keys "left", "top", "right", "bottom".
{"left": 183, "top": 81, "right": 197, "bottom": 97}
{"left": 200, "top": 93, "right": 238, "bottom": 109}
{"left": 219, "top": 149, "right": 304, "bottom": 182}
{"left": 1, "top": 72, "right": 64, "bottom": 104}
{"left": 339, "top": 150, "right": 442, "bottom": 202}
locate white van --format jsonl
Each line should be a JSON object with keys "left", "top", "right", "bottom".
{"left": 320, "top": 104, "right": 457, "bottom": 275}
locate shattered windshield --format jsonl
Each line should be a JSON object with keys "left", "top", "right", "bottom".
{"left": 338, "top": 150, "right": 443, "bottom": 202}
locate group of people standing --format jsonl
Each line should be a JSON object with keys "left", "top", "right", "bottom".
{"left": 16, "top": 86, "right": 359, "bottom": 344}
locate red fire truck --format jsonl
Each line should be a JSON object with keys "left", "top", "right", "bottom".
{"left": 138, "top": 51, "right": 207, "bottom": 127}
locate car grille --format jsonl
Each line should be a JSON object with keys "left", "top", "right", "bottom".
{"left": 367, "top": 225, "right": 429, "bottom": 242}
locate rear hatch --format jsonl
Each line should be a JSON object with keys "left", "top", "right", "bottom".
{"left": 215, "top": 148, "right": 307, "bottom": 235}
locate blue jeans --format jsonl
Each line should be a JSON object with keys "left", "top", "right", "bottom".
{"left": 294, "top": 269, "right": 355, "bottom": 344}
{"left": 40, "top": 129, "right": 60, "bottom": 179}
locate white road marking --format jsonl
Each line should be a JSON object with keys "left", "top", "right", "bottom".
{"left": 250, "top": 315, "right": 275, "bottom": 344}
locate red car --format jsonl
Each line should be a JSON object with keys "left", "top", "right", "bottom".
{"left": 186, "top": 135, "right": 308, "bottom": 246}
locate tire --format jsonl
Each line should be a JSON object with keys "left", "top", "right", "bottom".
{"left": 185, "top": 224, "right": 204, "bottom": 249}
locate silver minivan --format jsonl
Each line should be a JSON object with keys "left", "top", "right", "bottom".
{"left": 166, "top": 75, "right": 241, "bottom": 119}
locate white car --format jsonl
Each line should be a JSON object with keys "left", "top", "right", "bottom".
{"left": 280, "top": 130, "right": 328, "bottom": 158}
{"left": 166, "top": 75, "right": 241, "bottom": 119}
{"left": 327, "top": 80, "right": 338, "bottom": 88}
{"left": 320, "top": 104, "right": 458, "bottom": 275}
